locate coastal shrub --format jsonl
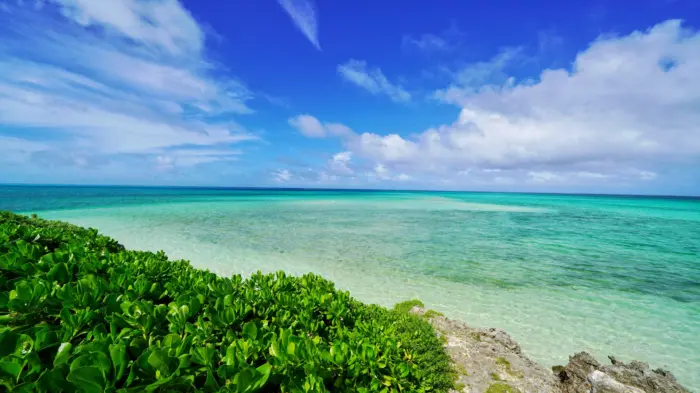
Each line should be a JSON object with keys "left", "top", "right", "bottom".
{"left": 0, "top": 211, "right": 454, "bottom": 392}
{"left": 392, "top": 300, "right": 424, "bottom": 314}
{"left": 422, "top": 310, "right": 444, "bottom": 319}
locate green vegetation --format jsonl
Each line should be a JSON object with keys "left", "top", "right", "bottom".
{"left": 392, "top": 300, "right": 424, "bottom": 314}
{"left": 494, "top": 357, "right": 510, "bottom": 368}
{"left": 484, "top": 382, "right": 520, "bottom": 393}
{"left": 422, "top": 310, "right": 444, "bottom": 319}
{"left": 490, "top": 373, "right": 502, "bottom": 381}
{"left": 495, "top": 357, "right": 523, "bottom": 379}
{"left": 551, "top": 365, "right": 565, "bottom": 374}
{"left": 0, "top": 212, "right": 454, "bottom": 392}
{"left": 455, "top": 364, "right": 468, "bottom": 377}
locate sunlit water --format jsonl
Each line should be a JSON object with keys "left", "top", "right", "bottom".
{"left": 2, "top": 186, "right": 699, "bottom": 391}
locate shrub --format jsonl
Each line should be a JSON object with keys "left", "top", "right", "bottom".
{"left": 0, "top": 211, "right": 454, "bottom": 392}
{"left": 423, "top": 310, "right": 444, "bottom": 319}
{"left": 392, "top": 300, "right": 424, "bottom": 314}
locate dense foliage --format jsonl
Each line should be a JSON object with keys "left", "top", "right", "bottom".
{"left": 0, "top": 212, "right": 453, "bottom": 392}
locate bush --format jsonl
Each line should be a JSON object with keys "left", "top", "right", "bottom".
{"left": 422, "top": 310, "right": 444, "bottom": 319}
{"left": 392, "top": 300, "right": 424, "bottom": 314}
{"left": 0, "top": 212, "right": 454, "bottom": 392}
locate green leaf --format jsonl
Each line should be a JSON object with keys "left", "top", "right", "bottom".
{"left": 203, "top": 369, "right": 219, "bottom": 391}
{"left": 34, "top": 328, "right": 59, "bottom": 352}
{"left": 12, "top": 381, "right": 36, "bottom": 392}
{"left": 147, "top": 349, "right": 173, "bottom": 377}
{"left": 71, "top": 351, "right": 111, "bottom": 381}
{"left": 253, "top": 363, "right": 272, "bottom": 390}
{"left": 269, "top": 340, "right": 282, "bottom": 359}
{"left": 66, "top": 366, "right": 106, "bottom": 393}
{"left": 36, "top": 364, "right": 72, "bottom": 392}
{"left": 0, "top": 330, "right": 19, "bottom": 357}
{"left": 53, "top": 342, "right": 73, "bottom": 366}
{"left": 109, "top": 343, "right": 128, "bottom": 382}
{"left": 242, "top": 321, "right": 257, "bottom": 340}
{"left": 287, "top": 340, "right": 296, "bottom": 356}
{"left": 0, "top": 360, "right": 22, "bottom": 381}
{"left": 235, "top": 368, "right": 253, "bottom": 393}
{"left": 47, "top": 263, "right": 70, "bottom": 283}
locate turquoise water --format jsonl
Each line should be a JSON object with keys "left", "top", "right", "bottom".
{"left": 2, "top": 186, "right": 699, "bottom": 391}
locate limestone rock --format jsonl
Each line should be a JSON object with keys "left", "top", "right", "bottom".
{"left": 411, "top": 306, "right": 560, "bottom": 393}
{"left": 409, "top": 307, "right": 693, "bottom": 393}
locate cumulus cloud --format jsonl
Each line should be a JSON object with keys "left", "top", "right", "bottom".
{"left": 288, "top": 114, "right": 355, "bottom": 138}
{"left": 337, "top": 60, "right": 411, "bottom": 103}
{"left": 328, "top": 151, "right": 353, "bottom": 175}
{"left": 277, "top": 0, "right": 321, "bottom": 50}
{"left": 345, "top": 20, "right": 700, "bottom": 186}
{"left": 0, "top": 0, "right": 256, "bottom": 175}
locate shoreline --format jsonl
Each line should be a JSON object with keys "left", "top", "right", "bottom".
{"left": 409, "top": 306, "right": 693, "bottom": 393}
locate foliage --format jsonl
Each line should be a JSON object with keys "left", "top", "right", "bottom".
{"left": 0, "top": 211, "right": 454, "bottom": 392}
{"left": 484, "top": 383, "right": 520, "bottom": 393}
{"left": 391, "top": 300, "right": 424, "bottom": 314}
{"left": 494, "top": 357, "right": 510, "bottom": 368}
{"left": 495, "top": 357, "right": 523, "bottom": 379}
{"left": 359, "top": 307, "right": 455, "bottom": 393}
{"left": 422, "top": 310, "right": 444, "bottom": 319}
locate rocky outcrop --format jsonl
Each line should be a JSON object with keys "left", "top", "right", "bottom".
{"left": 409, "top": 307, "right": 692, "bottom": 393}
{"left": 556, "top": 352, "right": 691, "bottom": 393}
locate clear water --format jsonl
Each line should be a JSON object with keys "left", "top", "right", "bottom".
{"left": 2, "top": 185, "right": 699, "bottom": 391}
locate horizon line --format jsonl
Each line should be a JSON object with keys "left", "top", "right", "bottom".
{"left": 1, "top": 182, "right": 698, "bottom": 199}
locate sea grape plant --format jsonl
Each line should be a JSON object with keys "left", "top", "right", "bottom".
{"left": 0, "top": 211, "right": 454, "bottom": 392}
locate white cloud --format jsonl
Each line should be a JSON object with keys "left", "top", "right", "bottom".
{"left": 366, "top": 163, "right": 413, "bottom": 182}
{"left": 373, "top": 163, "right": 390, "bottom": 180}
{"left": 328, "top": 151, "right": 353, "bottom": 175}
{"left": 337, "top": 60, "right": 411, "bottom": 103}
{"left": 288, "top": 114, "right": 356, "bottom": 138}
{"left": 277, "top": 0, "right": 320, "bottom": 50}
{"left": 0, "top": 0, "right": 256, "bottom": 172}
{"left": 344, "top": 20, "right": 700, "bottom": 186}
{"left": 402, "top": 33, "right": 449, "bottom": 52}
{"left": 273, "top": 168, "right": 292, "bottom": 182}
{"left": 433, "top": 47, "right": 521, "bottom": 102}
{"left": 528, "top": 171, "right": 563, "bottom": 183}
{"left": 288, "top": 114, "right": 325, "bottom": 137}
{"left": 48, "top": 0, "right": 203, "bottom": 55}
{"left": 154, "top": 149, "right": 242, "bottom": 170}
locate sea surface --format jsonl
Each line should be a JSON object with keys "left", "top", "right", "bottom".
{"left": 2, "top": 185, "right": 699, "bottom": 391}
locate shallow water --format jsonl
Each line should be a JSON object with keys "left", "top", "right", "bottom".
{"left": 2, "top": 186, "right": 699, "bottom": 391}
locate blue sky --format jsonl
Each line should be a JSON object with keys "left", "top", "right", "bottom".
{"left": 0, "top": 0, "right": 699, "bottom": 195}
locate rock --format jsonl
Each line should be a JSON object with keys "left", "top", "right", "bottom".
{"left": 589, "top": 370, "right": 645, "bottom": 393}
{"left": 411, "top": 306, "right": 560, "bottom": 393}
{"left": 557, "top": 352, "right": 692, "bottom": 393}
{"left": 409, "top": 307, "right": 693, "bottom": 393}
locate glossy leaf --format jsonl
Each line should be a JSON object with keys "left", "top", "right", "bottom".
{"left": 66, "top": 366, "right": 106, "bottom": 393}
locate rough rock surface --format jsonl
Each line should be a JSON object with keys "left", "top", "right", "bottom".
{"left": 409, "top": 307, "right": 692, "bottom": 393}
{"left": 556, "top": 352, "right": 692, "bottom": 393}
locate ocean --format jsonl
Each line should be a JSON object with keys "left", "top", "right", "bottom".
{"left": 1, "top": 185, "right": 699, "bottom": 390}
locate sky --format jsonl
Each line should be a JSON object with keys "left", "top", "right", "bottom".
{"left": 0, "top": 0, "right": 699, "bottom": 195}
